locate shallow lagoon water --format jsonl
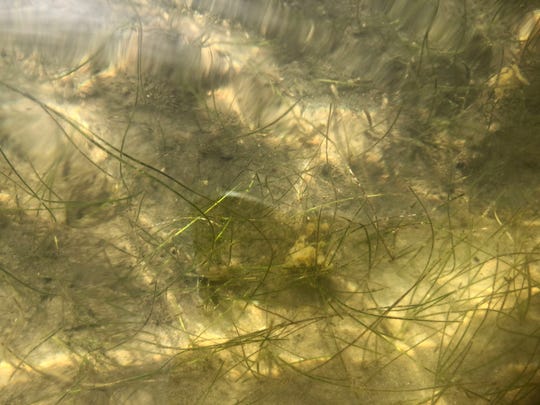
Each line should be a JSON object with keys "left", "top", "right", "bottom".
{"left": 1, "top": 1, "right": 539, "bottom": 403}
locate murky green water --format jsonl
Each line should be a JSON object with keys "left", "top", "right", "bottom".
{"left": 1, "top": 1, "right": 539, "bottom": 403}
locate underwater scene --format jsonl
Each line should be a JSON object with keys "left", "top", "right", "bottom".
{"left": 1, "top": 1, "right": 539, "bottom": 403}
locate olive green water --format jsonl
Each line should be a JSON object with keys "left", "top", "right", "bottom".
{"left": 1, "top": 1, "right": 539, "bottom": 404}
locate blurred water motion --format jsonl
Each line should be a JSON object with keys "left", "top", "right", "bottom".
{"left": 0, "top": 1, "right": 539, "bottom": 404}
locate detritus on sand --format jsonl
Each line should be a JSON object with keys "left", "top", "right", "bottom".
{"left": 1, "top": 1, "right": 539, "bottom": 403}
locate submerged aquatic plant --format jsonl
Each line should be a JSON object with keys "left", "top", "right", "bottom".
{"left": 0, "top": 1, "right": 539, "bottom": 403}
